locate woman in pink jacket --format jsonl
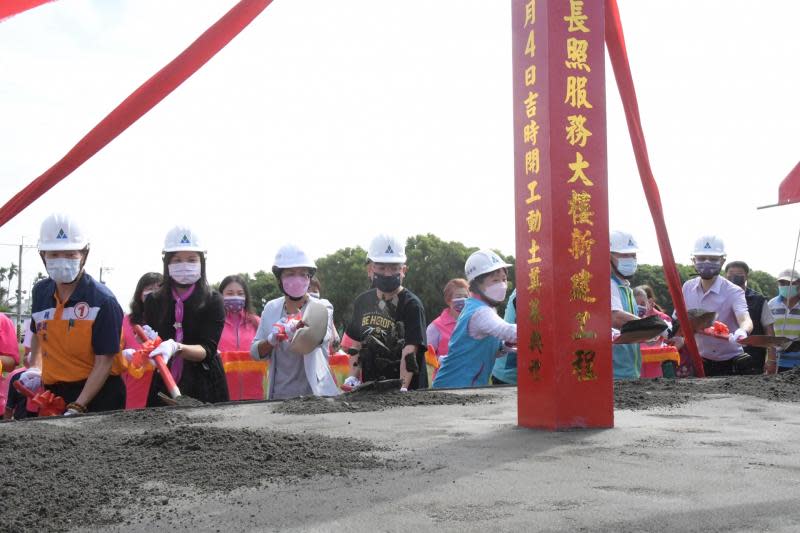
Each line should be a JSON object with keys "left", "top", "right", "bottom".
{"left": 426, "top": 278, "right": 470, "bottom": 359}
{"left": 218, "top": 275, "right": 262, "bottom": 400}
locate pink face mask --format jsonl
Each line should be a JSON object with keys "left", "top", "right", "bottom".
{"left": 282, "top": 275, "right": 310, "bottom": 299}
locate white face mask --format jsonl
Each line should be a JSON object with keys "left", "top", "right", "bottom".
{"left": 616, "top": 257, "right": 638, "bottom": 277}
{"left": 168, "top": 262, "right": 201, "bottom": 285}
{"left": 483, "top": 281, "right": 508, "bottom": 303}
{"left": 46, "top": 257, "right": 82, "bottom": 284}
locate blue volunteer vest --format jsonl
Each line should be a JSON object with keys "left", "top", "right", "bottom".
{"left": 433, "top": 297, "right": 502, "bottom": 388}
{"left": 612, "top": 275, "right": 642, "bottom": 380}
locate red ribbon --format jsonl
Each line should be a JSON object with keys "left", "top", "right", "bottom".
{"left": 0, "top": 0, "right": 55, "bottom": 22}
{"left": 0, "top": 0, "right": 274, "bottom": 228}
{"left": 605, "top": 0, "right": 705, "bottom": 376}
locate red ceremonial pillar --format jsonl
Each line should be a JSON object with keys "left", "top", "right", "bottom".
{"left": 513, "top": 0, "right": 613, "bottom": 430}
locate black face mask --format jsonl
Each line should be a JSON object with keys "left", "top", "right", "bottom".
{"left": 729, "top": 274, "right": 746, "bottom": 288}
{"left": 373, "top": 273, "right": 402, "bottom": 293}
{"left": 695, "top": 261, "right": 722, "bottom": 280}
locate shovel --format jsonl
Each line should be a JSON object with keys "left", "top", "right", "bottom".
{"left": 132, "top": 325, "right": 199, "bottom": 407}
{"left": 737, "top": 335, "right": 793, "bottom": 349}
{"left": 347, "top": 378, "right": 402, "bottom": 393}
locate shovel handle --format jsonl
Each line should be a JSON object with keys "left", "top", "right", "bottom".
{"left": 153, "top": 354, "right": 181, "bottom": 399}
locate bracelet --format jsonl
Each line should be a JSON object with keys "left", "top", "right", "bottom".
{"left": 66, "top": 402, "right": 87, "bottom": 413}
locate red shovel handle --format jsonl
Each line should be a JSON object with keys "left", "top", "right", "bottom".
{"left": 153, "top": 354, "right": 181, "bottom": 399}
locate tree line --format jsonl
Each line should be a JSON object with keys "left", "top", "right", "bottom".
{"left": 223, "top": 234, "right": 778, "bottom": 330}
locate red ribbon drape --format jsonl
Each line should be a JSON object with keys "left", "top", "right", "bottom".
{"left": 0, "top": 0, "right": 55, "bottom": 22}
{"left": 0, "top": 0, "right": 273, "bottom": 228}
{"left": 604, "top": 0, "right": 705, "bottom": 376}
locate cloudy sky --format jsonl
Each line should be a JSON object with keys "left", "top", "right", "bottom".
{"left": 0, "top": 0, "right": 798, "bottom": 309}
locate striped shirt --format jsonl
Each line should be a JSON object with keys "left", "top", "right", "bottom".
{"left": 768, "top": 296, "right": 800, "bottom": 368}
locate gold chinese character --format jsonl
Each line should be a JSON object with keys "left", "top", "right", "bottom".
{"left": 568, "top": 189, "right": 594, "bottom": 225}
{"left": 524, "top": 119, "right": 540, "bottom": 145}
{"left": 525, "top": 180, "right": 542, "bottom": 204}
{"left": 525, "top": 30, "right": 536, "bottom": 57}
{"left": 525, "top": 148, "right": 540, "bottom": 175}
{"left": 570, "top": 269, "right": 596, "bottom": 303}
{"left": 567, "top": 152, "right": 593, "bottom": 186}
{"left": 527, "top": 209, "right": 542, "bottom": 233}
{"left": 524, "top": 0, "right": 536, "bottom": 27}
{"left": 569, "top": 228, "right": 595, "bottom": 265}
{"left": 529, "top": 330, "right": 544, "bottom": 353}
{"left": 528, "top": 358, "right": 542, "bottom": 380}
{"left": 565, "top": 114, "right": 592, "bottom": 147}
{"left": 572, "top": 350, "right": 597, "bottom": 381}
{"left": 565, "top": 38, "right": 590, "bottom": 71}
{"left": 529, "top": 298, "right": 542, "bottom": 323}
{"left": 528, "top": 239, "right": 542, "bottom": 264}
{"left": 528, "top": 266, "right": 542, "bottom": 292}
{"left": 565, "top": 76, "right": 593, "bottom": 109}
{"left": 572, "top": 311, "right": 597, "bottom": 339}
{"left": 564, "top": 0, "right": 590, "bottom": 33}
{"left": 524, "top": 91, "right": 539, "bottom": 118}
{"left": 525, "top": 65, "right": 536, "bottom": 87}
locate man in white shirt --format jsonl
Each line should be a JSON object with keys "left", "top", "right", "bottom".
{"left": 681, "top": 235, "right": 752, "bottom": 376}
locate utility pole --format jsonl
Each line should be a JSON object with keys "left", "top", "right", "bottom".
{"left": 17, "top": 237, "right": 23, "bottom": 339}
{"left": 99, "top": 266, "right": 113, "bottom": 284}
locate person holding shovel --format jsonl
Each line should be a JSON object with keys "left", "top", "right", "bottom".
{"left": 343, "top": 234, "right": 428, "bottom": 392}
{"left": 26, "top": 213, "right": 126, "bottom": 415}
{"left": 143, "top": 226, "right": 228, "bottom": 406}
{"left": 432, "top": 250, "right": 517, "bottom": 389}
{"left": 250, "top": 244, "right": 339, "bottom": 399}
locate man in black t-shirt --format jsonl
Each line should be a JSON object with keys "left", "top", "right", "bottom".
{"left": 344, "top": 234, "right": 427, "bottom": 390}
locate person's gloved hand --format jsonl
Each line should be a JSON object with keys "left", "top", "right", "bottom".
{"left": 149, "top": 339, "right": 180, "bottom": 364}
{"left": 267, "top": 322, "right": 286, "bottom": 345}
{"left": 63, "top": 408, "right": 82, "bottom": 417}
{"left": 342, "top": 376, "right": 361, "bottom": 391}
{"left": 283, "top": 319, "right": 301, "bottom": 341}
{"left": 731, "top": 328, "right": 748, "bottom": 344}
{"left": 400, "top": 387, "right": 408, "bottom": 392}
{"left": 19, "top": 368, "right": 42, "bottom": 391}
{"left": 141, "top": 324, "right": 159, "bottom": 341}
{"left": 121, "top": 348, "right": 136, "bottom": 363}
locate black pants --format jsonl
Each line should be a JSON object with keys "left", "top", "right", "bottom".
{"left": 46, "top": 374, "right": 126, "bottom": 412}
{"left": 702, "top": 358, "right": 751, "bottom": 377}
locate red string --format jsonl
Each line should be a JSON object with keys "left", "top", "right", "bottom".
{"left": 604, "top": 0, "right": 705, "bottom": 377}
{"left": 0, "top": 0, "right": 274, "bottom": 228}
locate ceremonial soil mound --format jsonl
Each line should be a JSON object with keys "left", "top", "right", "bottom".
{"left": 0, "top": 410, "right": 385, "bottom": 533}
{"left": 274, "top": 389, "right": 493, "bottom": 415}
{"left": 614, "top": 367, "right": 800, "bottom": 410}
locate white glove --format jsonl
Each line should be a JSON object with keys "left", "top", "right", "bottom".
{"left": 266, "top": 323, "right": 285, "bottom": 345}
{"left": 121, "top": 348, "right": 136, "bottom": 362}
{"left": 19, "top": 368, "right": 42, "bottom": 391}
{"left": 149, "top": 339, "right": 180, "bottom": 364}
{"left": 142, "top": 324, "right": 159, "bottom": 341}
{"left": 283, "top": 319, "right": 301, "bottom": 341}
{"left": 63, "top": 408, "right": 82, "bottom": 417}
{"left": 731, "top": 328, "right": 748, "bottom": 344}
{"left": 400, "top": 387, "right": 408, "bottom": 392}
{"left": 342, "top": 376, "right": 361, "bottom": 391}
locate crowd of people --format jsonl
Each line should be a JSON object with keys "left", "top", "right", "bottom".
{"left": 0, "top": 213, "right": 796, "bottom": 420}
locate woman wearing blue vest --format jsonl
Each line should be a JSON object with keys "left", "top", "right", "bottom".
{"left": 433, "top": 250, "right": 517, "bottom": 388}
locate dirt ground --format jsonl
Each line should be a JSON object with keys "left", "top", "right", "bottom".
{"left": 2, "top": 369, "right": 799, "bottom": 532}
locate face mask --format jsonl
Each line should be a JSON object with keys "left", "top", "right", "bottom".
{"left": 483, "top": 281, "right": 508, "bottom": 303}
{"left": 451, "top": 297, "right": 466, "bottom": 313}
{"left": 46, "top": 258, "right": 82, "bottom": 284}
{"left": 223, "top": 296, "right": 246, "bottom": 313}
{"left": 308, "top": 292, "right": 320, "bottom": 299}
{"left": 168, "top": 262, "right": 201, "bottom": 285}
{"left": 282, "top": 275, "right": 310, "bottom": 299}
{"left": 779, "top": 285, "right": 799, "bottom": 299}
{"left": 615, "top": 257, "right": 638, "bottom": 277}
{"left": 728, "top": 274, "right": 746, "bottom": 288}
{"left": 695, "top": 260, "right": 721, "bottom": 280}
{"left": 373, "top": 273, "right": 402, "bottom": 293}
{"left": 637, "top": 305, "right": 648, "bottom": 318}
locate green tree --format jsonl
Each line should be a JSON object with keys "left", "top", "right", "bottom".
{"left": 747, "top": 270, "right": 778, "bottom": 299}
{"left": 315, "top": 247, "right": 371, "bottom": 330}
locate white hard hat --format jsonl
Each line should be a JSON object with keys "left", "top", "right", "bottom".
{"left": 692, "top": 235, "right": 726, "bottom": 257}
{"left": 273, "top": 244, "right": 316, "bottom": 270}
{"left": 38, "top": 213, "right": 89, "bottom": 251}
{"left": 777, "top": 268, "right": 800, "bottom": 282}
{"left": 465, "top": 250, "right": 511, "bottom": 282}
{"left": 367, "top": 234, "right": 406, "bottom": 264}
{"left": 609, "top": 230, "right": 638, "bottom": 254}
{"left": 163, "top": 225, "right": 205, "bottom": 253}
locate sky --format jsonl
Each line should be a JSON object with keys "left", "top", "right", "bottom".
{"left": 0, "top": 0, "right": 798, "bottom": 311}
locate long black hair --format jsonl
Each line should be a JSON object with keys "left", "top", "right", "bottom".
{"left": 129, "top": 272, "right": 163, "bottom": 325}
{"left": 219, "top": 274, "right": 259, "bottom": 326}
